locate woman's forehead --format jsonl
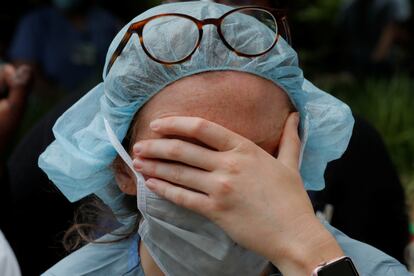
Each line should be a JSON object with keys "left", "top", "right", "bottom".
{"left": 134, "top": 71, "right": 291, "bottom": 141}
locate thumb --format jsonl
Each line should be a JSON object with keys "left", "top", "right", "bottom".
{"left": 277, "top": 112, "right": 301, "bottom": 170}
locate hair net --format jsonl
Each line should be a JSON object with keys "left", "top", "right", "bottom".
{"left": 39, "top": 1, "right": 354, "bottom": 212}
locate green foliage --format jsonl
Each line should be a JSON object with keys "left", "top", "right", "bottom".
{"left": 317, "top": 75, "right": 414, "bottom": 196}
{"left": 294, "top": 0, "right": 342, "bottom": 23}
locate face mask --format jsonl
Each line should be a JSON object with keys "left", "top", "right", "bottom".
{"left": 104, "top": 119, "right": 269, "bottom": 276}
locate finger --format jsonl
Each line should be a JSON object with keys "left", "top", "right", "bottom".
{"left": 0, "top": 65, "right": 14, "bottom": 98}
{"left": 146, "top": 178, "right": 210, "bottom": 215}
{"left": 0, "top": 65, "right": 7, "bottom": 87}
{"left": 6, "top": 65, "right": 32, "bottom": 107}
{"left": 149, "top": 116, "right": 245, "bottom": 151}
{"left": 133, "top": 138, "right": 218, "bottom": 171}
{"left": 133, "top": 157, "right": 214, "bottom": 194}
{"left": 277, "top": 112, "right": 301, "bottom": 170}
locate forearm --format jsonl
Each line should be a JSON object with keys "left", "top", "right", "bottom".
{"left": 272, "top": 215, "right": 414, "bottom": 276}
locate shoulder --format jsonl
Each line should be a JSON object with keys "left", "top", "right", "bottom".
{"left": 42, "top": 232, "right": 143, "bottom": 276}
{"left": 323, "top": 220, "right": 413, "bottom": 275}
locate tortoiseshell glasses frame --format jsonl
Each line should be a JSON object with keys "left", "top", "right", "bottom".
{"left": 106, "top": 6, "right": 291, "bottom": 75}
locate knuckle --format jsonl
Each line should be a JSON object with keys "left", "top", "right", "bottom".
{"left": 167, "top": 118, "right": 178, "bottom": 131}
{"left": 167, "top": 140, "right": 183, "bottom": 159}
{"left": 236, "top": 140, "right": 253, "bottom": 154}
{"left": 222, "top": 157, "right": 240, "bottom": 174}
{"left": 192, "top": 117, "right": 209, "bottom": 135}
{"left": 171, "top": 165, "right": 184, "bottom": 183}
{"left": 141, "top": 140, "right": 152, "bottom": 154}
{"left": 147, "top": 161, "right": 157, "bottom": 176}
{"left": 172, "top": 189, "right": 186, "bottom": 206}
{"left": 216, "top": 176, "right": 234, "bottom": 196}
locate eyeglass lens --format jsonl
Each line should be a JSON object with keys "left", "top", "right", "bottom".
{"left": 142, "top": 16, "right": 199, "bottom": 63}
{"left": 221, "top": 8, "right": 277, "bottom": 55}
{"left": 141, "top": 8, "right": 278, "bottom": 63}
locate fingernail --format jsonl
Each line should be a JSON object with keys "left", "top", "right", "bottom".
{"left": 133, "top": 158, "right": 143, "bottom": 170}
{"left": 150, "top": 119, "right": 161, "bottom": 130}
{"left": 133, "top": 143, "right": 142, "bottom": 154}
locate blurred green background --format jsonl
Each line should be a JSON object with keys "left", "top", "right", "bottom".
{"left": 316, "top": 75, "right": 414, "bottom": 199}
{"left": 291, "top": 0, "right": 414, "bottom": 202}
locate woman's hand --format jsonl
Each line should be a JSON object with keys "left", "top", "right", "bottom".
{"left": 0, "top": 64, "right": 32, "bottom": 153}
{"left": 133, "top": 113, "right": 343, "bottom": 275}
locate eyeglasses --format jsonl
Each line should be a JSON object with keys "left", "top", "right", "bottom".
{"left": 106, "top": 6, "right": 291, "bottom": 75}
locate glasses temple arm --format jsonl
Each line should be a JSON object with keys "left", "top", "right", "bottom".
{"left": 106, "top": 31, "right": 134, "bottom": 76}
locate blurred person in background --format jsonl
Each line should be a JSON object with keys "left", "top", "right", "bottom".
{"left": 0, "top": 64, "right": 32, "bottom": 276}
{"left": 2, "top": 88, "right": 84, "bottom": 276}
{"left": 0, "top": 65, "right": 32, "bottom": 156}
{"left": 313, "top": 115, "right": 410, "bottom": 264}
{"left": 337, "top": 0, "right": 412, "bottom": 76}
{"left": 0, "top": 2, "right": 148, "bottom": 275}
{"left": 7, "top": 0, "right": 122, "bottom": 94}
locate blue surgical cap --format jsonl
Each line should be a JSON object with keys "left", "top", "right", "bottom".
{"left": 39, "top": 1, "right": 354, "bottom": 210}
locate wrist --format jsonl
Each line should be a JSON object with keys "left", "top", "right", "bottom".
{"left": 269, "top": 215, "right": 343, "bottom": 275}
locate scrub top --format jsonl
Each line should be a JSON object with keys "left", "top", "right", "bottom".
{"left": 42, "top": 221, "right": 413, "bottom": 275}
{"left": 0, "top": 230, "right": 21, "bottom": 276}
{"left": 43, "top": 231, "right": 144, "bottom": 276}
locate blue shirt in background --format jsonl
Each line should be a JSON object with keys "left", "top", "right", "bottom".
{"left": 8, "top": 6, "right": 121, "bottom": 91}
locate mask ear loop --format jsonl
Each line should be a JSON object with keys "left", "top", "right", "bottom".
{"left": 104, "top": 118, "right": 146, "bottom": 188}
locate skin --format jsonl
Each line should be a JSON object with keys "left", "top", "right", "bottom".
{"left": 115, "top": 71, "right": 343, "bottom": 275}
{"left": 0, "top": 64, "right": 32, "bottom": 154}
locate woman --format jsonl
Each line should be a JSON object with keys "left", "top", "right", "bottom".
{"left": 39, "top": 1, "right": 410, "bottom": 275}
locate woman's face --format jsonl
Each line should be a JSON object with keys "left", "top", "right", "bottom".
{"left": 116, "top": 71, "right": 293, "bottom": 194}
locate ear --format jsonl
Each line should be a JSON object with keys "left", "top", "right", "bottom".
{"left": 114, "top": 162, "right": 137, "bottom": 195}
